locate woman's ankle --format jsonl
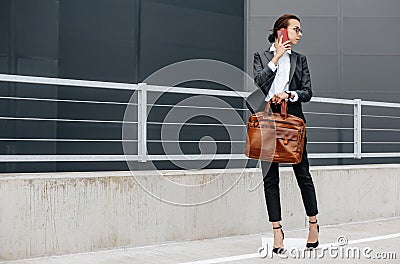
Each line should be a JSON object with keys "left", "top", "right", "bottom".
{"left": 272, "top": 221, "right": 281, "bottom": 228}
{"left": 308, "top": 215, "right": 317, "bottom": 223}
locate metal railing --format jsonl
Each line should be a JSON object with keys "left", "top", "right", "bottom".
{"left": 0, "top": 73, "right": 399, "bottom": 162}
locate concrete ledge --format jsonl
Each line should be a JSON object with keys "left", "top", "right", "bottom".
{"left": 0, "top": 164, "right": 399, "bottom": 261}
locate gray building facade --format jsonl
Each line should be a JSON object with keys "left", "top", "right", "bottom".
{"left": 247, "top": 0, "right": 400, "bottom": 166}
{"left": 0, "top": 0, "right": 399, "bottom": 172}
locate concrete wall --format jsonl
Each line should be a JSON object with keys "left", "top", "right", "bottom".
{"left": 0, "top": 164, "right": 399, "bottom": 260}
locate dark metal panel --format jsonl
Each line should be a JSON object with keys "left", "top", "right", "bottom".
{"left": 59, "top": 0, "right": 137, "bottom": 83}
{"left": 343, "top": 17, "right": 400, "bottom": 54}
{"left": 343, "top": 55, "right": 400, "bottom": 94}
{"left": 139, "top": 0, "right": 244, "bottom": 84}
{"left": 342, "top": 0, "right": 400, "bottom": 17}
{"left": 15, "top": 0, "right": 59, "bottom": 60}
{"left": 250, "top": 0, "right": 338, "bottom": 17}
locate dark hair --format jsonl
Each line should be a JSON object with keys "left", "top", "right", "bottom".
{"left": 267, "top": 14, "right": 301, "bottom": 43}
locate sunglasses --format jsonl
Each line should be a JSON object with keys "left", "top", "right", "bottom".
{"left": 290, "top": 27, "right": 303, "bottom": 35}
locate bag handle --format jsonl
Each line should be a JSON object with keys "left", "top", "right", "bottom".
{"left": 263, "top": 100, "right": 288, "bottom": 120}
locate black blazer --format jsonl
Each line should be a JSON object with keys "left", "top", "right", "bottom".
{"left": 245, "top": 49, "right": 312, "bottom": 123}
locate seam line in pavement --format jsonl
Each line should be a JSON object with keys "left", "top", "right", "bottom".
{"left": 178, "top": 232, "right": 400, "bottom": 264}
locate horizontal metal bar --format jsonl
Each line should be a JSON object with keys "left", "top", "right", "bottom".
{"left": 363, "top": 142, "right": 400, "bottom": 144}
{"left": 147, "top": 154, "right": 248, "bottom": 160}
{"left": 308, "top": 141, "right": 354, "bottom": 144}
{"left": 304, "top": 111, "right": 353, "bottom": 117}
{"left": 308, "top": 153, "right": 356, "bottom": 159}
{"left": 361, "top": 153, "right": 400, "bottom": 158}
{"left": 0, "top": 96, "right": 358, "bottom": 114}
{"left": 147, "top": 140, "right": 245, "bottom": 143}
{"left": 0, "top": 96, "right": 137, "bottom": 106}
{"left": 0, "top": 116, "right": 137, "bottom": 124}
{"left": 0, "top": 155, "right": 139, "bottom": 162}
{"left": 362, "top": 114, "right": 400, "bottom": 119}
{"left": 0, "top": 74, "right": 139, "bottom": 91}
{"left": 149, "top": 103, "right": 248, "bottom": 111}
{"left": 0, "top": 153, "right": 369, "bottom": 162}
{"left": 0, "top": 117, "right": 358, "bottom": 130}
{"left": 0, "top": 154, "right": 247, "bottom": 162}
{"left": 0, "top": 138, "right": 361, "bottom": 144}
{"left": 147, "top": 122, "right": 246, "bottom": 127}
{"left": 307, "top": 126, "right": 354, "bottom": 130}
{"left": 362, "top": 100, "right": 400, "bottom": 108}
{"left": 147, "top": 141, "right": 354, "bottom": 144}
{"left": 310, "top": 97, "right": 355, "bottom": 105}
{"left": 362, "top": 128, "right": 400, "bottom": 132}
{"left": 0, "top": 139, "right": 362, "bottom": 144}
{"left": 0, "top": 138, "right": 137, "bottom": 142}
{"left": 0, "top": 97, "right": 383, "bottom": 115}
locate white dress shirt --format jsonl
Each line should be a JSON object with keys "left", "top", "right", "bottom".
{"left": 264, "top": 44, "right": 299, "bottom": 102}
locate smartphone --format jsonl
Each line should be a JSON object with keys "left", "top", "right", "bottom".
{"left": 277, "top": 28, "right": 289, "bottom": 43}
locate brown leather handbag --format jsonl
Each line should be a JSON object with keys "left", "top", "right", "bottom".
{"left": 244, "top": 100, "right": 306, "bottom": 164}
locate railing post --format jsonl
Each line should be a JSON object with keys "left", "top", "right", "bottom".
{"left": 137, "top": 83, "right": 147, "bottom": 162}
{"left": 353, "top": 99, "right": 362, "bottom": 159}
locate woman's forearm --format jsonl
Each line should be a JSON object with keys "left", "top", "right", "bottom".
{"left": 270, "top": 54, "right": 282, "bottom": 67}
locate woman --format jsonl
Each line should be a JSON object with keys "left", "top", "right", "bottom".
{"left": 247, "top": 14, "right": 319, "bottom": 254}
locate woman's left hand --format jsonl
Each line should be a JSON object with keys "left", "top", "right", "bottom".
{"left": 270, "top": 92, "right": 289, "bottom": 104}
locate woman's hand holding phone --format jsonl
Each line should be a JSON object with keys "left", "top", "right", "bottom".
{"left": 270, "top": 32, "right": 292, "bottom": 104}
{"left": 271, "top": 35, "right": 291, "bottom": 65}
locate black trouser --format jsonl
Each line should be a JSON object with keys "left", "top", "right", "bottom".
{"left": 260, "top": 136, "right": 319, "bottom": 222}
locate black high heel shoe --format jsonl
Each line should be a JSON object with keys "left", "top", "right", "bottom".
{"left": 306, "top": 220, "right": 320, "bottom": 249}
{"left": 272, "top": 224, "right": 286, "bottom": 254}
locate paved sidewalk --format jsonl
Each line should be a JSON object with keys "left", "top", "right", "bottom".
{"left": 2, "top": 217, "right": 400, "bottom": 264}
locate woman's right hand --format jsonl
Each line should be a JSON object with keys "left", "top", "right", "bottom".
{"left": 271, "top": 36, "right": 291, "bottom": 64}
